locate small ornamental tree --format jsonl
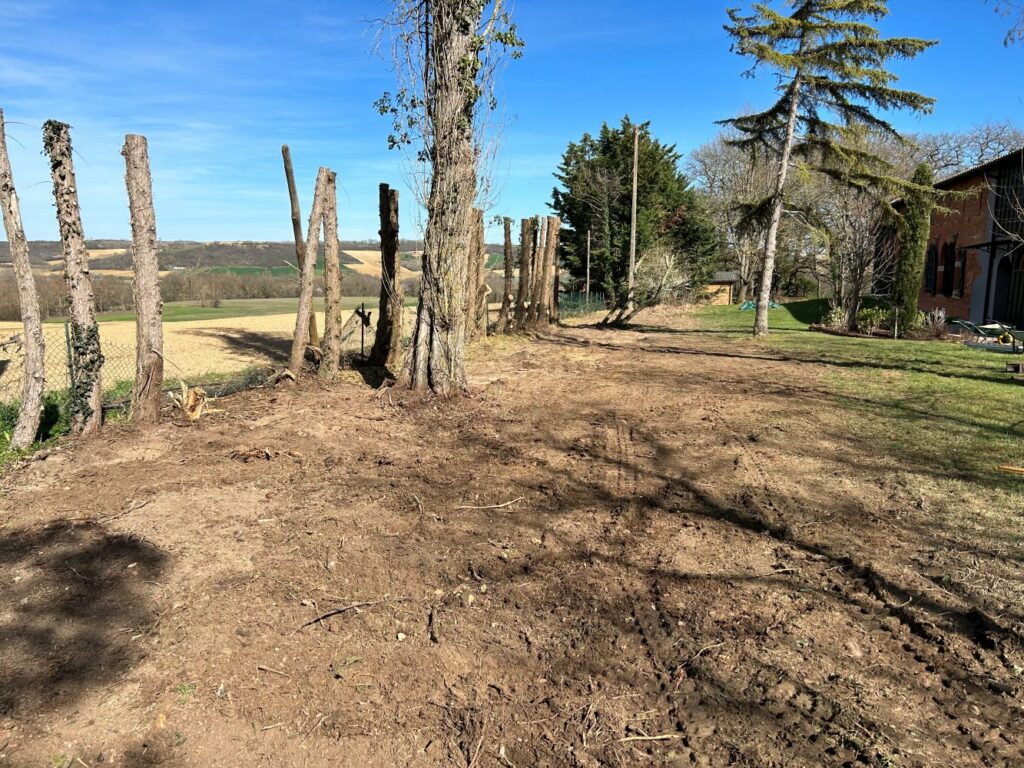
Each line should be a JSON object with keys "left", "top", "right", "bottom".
{"left": 895, "top": 163, "right": 935, "bottom": 329}
{"left": 721, "top": 0, "right": 936, "bottom": 336}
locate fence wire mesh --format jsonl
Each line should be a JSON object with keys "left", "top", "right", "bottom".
{"left": 0, "top": 303, "right": 394, "bottom": 410}
{"left": 0, "top": 325, "right": 136, "bottom": 406}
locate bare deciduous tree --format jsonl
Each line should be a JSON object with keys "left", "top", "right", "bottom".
{"left": 369, "top": 183, "right": 404, "bottom": 370}
{"left": 688, "top": 133, "right": 775, "bottom": 304}
{"left": 43, "top": 120, "right": 103, "bottom": 436}
{"left": 282, "top": 145, "right": 320, "bottom": 349}
{"left": 910, "top": 121, "right": 1024, "bottom": 178}
{"left": 289, "top": 167, "right": 330, "bottom": 376}
{"left": 0, "top": 109, "right": 45, "bottom": 449}
{"left": 992, "top": 1, "right": 1024, "bottom": 44}
{"left": 122, "top": 134, "right": 164, "bottom": 425}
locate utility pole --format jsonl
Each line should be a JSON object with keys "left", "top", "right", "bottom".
{"left": 585, "top": 228, "right": 591, "bottom": 299}
{"left": 627, "top": 124, "right": 639, "bottom": 312}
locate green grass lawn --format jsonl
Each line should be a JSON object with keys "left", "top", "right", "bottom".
{"left": 692, "top": 299, "right": 1024, "bottom": 497}
{"left": 45, "top": 296, "right": 409, "bottom": 324}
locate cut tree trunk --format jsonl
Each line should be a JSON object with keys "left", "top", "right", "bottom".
{"left": 550, "top": 217, "right": 562, "bottom": 324}
{"left": 369, "top": 184, "right": 403, "bottom": 371}
{"left": 528, "top": 215, "right": 546, "bottom": 325}
{"left": 474, "top": 209, "right": 488, "bottom": 336}
{"left": 289, "top": 167, "right": 330, "bottom": 376}
{"left": 0, "top": 109, "right": 45, "bottom": 450}
{"left": 282, "top": 145, "right": 320, "bottom": 349}
{"left": 320, "top": 170, "right": 342, "bottom": 378}
{"left": 43, "top": 120, "right": 102, "bottom": 436}
{"left": 495, "top": 217, "right": 514, "bottom": 334}
{"left": 535, "top": 216, "right": 557, "bottom": 326}
{"left": 121, "top": 134, "right": 164, "bottom": 425}
{"left": 512, "top": 217, "right": 535, "bottom": 330}
{"left": 404, "top": 3, "right": 479, "bottom": 395}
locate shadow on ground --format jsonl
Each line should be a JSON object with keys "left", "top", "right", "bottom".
{"left": 0, "top": 520, "right": 167, "bottom": 716}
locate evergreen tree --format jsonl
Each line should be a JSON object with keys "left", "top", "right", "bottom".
{"left": 895, "top": 163, "right": 935, "bottom": 329}
{"left": 552, "top": 117, "right": 717, "bottom": 313}
{"left": 721, "top": 0, "right": 936, "bottom": 336}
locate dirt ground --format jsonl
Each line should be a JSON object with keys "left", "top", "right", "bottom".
{"left": 0, "top": 307, "right": 1021, "bottom": 767}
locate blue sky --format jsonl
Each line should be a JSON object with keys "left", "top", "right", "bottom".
{"left": 1, "top": 0, "right": 1021, "bottom": 242}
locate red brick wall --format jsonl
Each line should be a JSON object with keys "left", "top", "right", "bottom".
{"left": 918, "top": 176, "right": 991, "bottom": 320}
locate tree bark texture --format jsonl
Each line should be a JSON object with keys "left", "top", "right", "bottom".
{"left": 535, "top": 216, "right": 558, "bottom": 326}
{"left": 404, "top": 3, "right": 478, "bottom": 395}
{"left": 121, "top": 134, "right": 164, "bottom": 425}
{"left": 473, "top": 208, "right": 488, "bottom": 337}
{"left": 369, "top": 184, "right": 404, "bottom": 370}
{"left": 289, "top": 167, "right": 330, "bottom": 375}
{"left": 528, "top": 216, "right": 546, "bottom": 324}
{"left": 512, "top": 217, "right": 535, "bottom": 330}
{"left": 495, "top": 217, "right": 514, "bottom": 334}
{"left": 549, "top": 216, "right": 562, "bottom": 324}
{"left": 465, "top": 208, "right": 480, "bottom": 340}
{"left": 0, "top": 109, "right": 45, "bottom": 449}
{"left": 320, "top": 170, "right": 342, "bottom": 378}
{"left": 43, "top": 120, "right": 102, "bottom": 436}
{"left": 282, "top": 145, "right": 320, "bottom": 349}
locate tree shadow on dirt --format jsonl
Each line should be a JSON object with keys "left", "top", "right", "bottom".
{"left": 183, "top": 329, "right": 291, "bottom": 364}
{"left": 0, "top": 520, "right": 167, "bottom": 717}
{"left": 405, "top": 413, "right": 1019, "bottom": 765}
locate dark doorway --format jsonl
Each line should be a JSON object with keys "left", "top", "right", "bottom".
{"left": 991, "top": 250, "right": 1024, "bottom": 327}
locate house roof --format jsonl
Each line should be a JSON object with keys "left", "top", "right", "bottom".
{"left": 709, "top": 270, "right": 739, "bottom": 283}
{"left": 934, "top": 146, "right": 1024, "bottom": 190}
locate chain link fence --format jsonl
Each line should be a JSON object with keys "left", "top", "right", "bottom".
{"left": 0, "top": 325, "right": 136, "bottom": 407}
{"left": 0, "top": 303, "right": 401, "bottom": 415}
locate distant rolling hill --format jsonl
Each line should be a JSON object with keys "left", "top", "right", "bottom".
{"left": 0, "top": 239, "right": 508, "bottom": 277}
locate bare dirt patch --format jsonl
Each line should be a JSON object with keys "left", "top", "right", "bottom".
{"left": 0, "top": 308, "right": 1021, "bottom": 767}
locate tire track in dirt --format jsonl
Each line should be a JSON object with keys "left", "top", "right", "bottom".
{"left": 722, "top": 408, "right": 1023, "bottom": 766}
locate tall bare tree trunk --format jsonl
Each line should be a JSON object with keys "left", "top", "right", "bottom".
{"left": 0, "top": 109, "right": 45, "bottom": 450}
{"left": 369, "top": 183, "right": 403, "bottom": 370}
{"left": 43, "top": 120, "right": 102, "bottom": 436}
{"left": 627, "top": 125, "right": 639, "bottom": 313}
{"left": 122, "top": 134, "right": 164, "bottom": 425}
{"left": 755, "top": 81, "right": 801, "bottom": 337}
{"left": 549, "top": 217, "right": 562, "bottom": 323}
{"left": 405, "top": 4, "right": 478, "bottom": 395}
{"left": 512, "top": 217, "right": 535, "bottom": 330}
{"left": 289, "top": 167, "right": 330, "bottom": 376}
{"left": 536, "top": 216, "right": 558, "bottom": 325}
{"left": 282, "top": 145, "right": 320, "bottom": 349}
{"left": 528, "top": 216, "right": 547, "bottom": 325}
{"left": 320, "top": 170, "right": 342, "bottom": 378}
{"left": 495, "top": 217, "right": 514, "bottom": 333}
